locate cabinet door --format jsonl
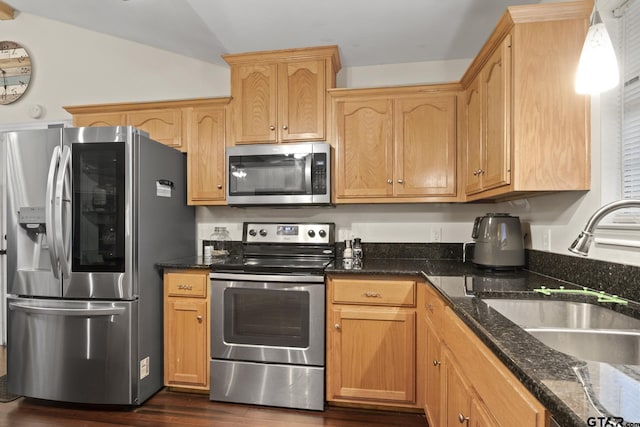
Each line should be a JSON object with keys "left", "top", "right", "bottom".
{"left": 443, "top": 350, "right": 472, "bottom": 427}
{"left": 73, "top": 112, "right": 126, "bottom": 128}
{"left": 464, "top": 76, "right": 483, "bottom": 195}
{"left": 327, "top": 307, "right": 415, "bottom": 404}
{"left": 231, "top": 63, "right": 278, "bottom": 144}
{"left": 470, "top": 396, "right": 499, "bottom": 427}
{"left": 127, "top": 109, "right": 184, "bottom": 151}
{"left": 334, "top": 99, "right": 394, "bottom": 198}
{"left": 187, "top": 107, "right": 226, "bottom": 204}
{"left": 482, "top": 36, "right": 511, "bottom": 191}
{"left": 164, "top": 298, "right": 208, "bottom": 388}
{"left": 395, "top": 95, "right": 456, "bottom": 197}
{"left": 424, "top": 319, "right": 442, "bottom": 427}
{"left": 278, "top": 59, "right": 326, "bottom": 142}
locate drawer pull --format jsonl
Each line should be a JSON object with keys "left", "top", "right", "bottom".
{"left": 458, "top": 413, "right": 469, "bottom": 424}
{"left": 432, "top": 359, "right": 441, "bottom": 366}
{"left": 177, "top": 284, "right": 193, "bottom": 290}
{"left": 364, "top": 292, "right": 381, "bottom": 298}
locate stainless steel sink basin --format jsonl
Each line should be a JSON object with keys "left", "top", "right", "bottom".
{"left": 525, "top": 328, "right": 640, "bottom": 365}
{"left": 483, "top": 299, "right": 640, "bottom": 365}
{"left": 483, "top": 299, "right": 640, "bottom": 330}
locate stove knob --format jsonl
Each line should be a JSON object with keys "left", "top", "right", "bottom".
{"left": 248, "top": 229, "right": 257, "bottom": 237}
{"left": 308, "top": 230, "right": 316, "bottom": 238}
{"left": 318, "top": 229, "right": 327, "bottom": 238}
{"left": 259, "top": 229, "right": 267, "bottom": 237}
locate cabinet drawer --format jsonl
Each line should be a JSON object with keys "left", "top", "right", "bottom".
{"left": 332, "top": 278, "right": 416, "bottom": 307}
{"left": 165, "top": 271, "right": 208, "bottom": 298}
{"left": 423, "top": 284, "right": 445, "bottom": 330}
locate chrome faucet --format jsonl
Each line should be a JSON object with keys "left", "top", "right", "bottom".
{"left": 568, "top": 199, "right": 640, "bottom": 256}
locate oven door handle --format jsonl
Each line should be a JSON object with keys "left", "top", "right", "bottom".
{"left": 209, "top": 272, "right": 325, "bottom": 283}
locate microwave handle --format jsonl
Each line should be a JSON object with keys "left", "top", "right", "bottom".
{"left": 305, "top": 154, "right": 313, "bottom": 194}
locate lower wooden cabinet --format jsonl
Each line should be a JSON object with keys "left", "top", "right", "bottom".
{"left": 419, "top": 284, "right": 445, "bottom": 426}
{"left": 326, "top": 275, "right": 418, "bottom": 408}
{"left": 443, "top": 348, "right": 499, "bottom": 427}
{"left": 163, "top": 269, "right": 210, "bottom": 391}
{"left": 417, "top": 283, "right": 549, "bottom": 427}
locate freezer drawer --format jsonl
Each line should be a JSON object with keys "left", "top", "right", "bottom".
{"left": 7, "top": 297, "right": 137, "bottom": 404}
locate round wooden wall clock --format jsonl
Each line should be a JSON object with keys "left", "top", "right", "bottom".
{"left": 0, "top": 41, "right": 32, "bottom": 105}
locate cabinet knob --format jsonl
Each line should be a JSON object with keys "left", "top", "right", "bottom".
{"left": 217, "top": 184, "right": 223, "bottom": 189}
{"left": 479, "top": 169, "right": 485, "bottom": 175}
{"left": 473, "top": 170, "right": 479, "bottom": 176}
{"left": 397, "top": 179, "right": 404, "bottom": 184}
{"left": 458, "top": 413, "right": 469, "bottom": 424}
{"left": 269, "top": 125, "right": 275, "bottom": 131}
{"left": 432, "top": 359, "right": 441, "bottom": 366}
{"left": 387, "top": 179, "right": 393, "bottom": 184}
{"left": 334, "top": 323, "right": 341, "bottom": 330}
{"left": 282, "top": 125, "right": 288, "bottom": 130}
{"left": 197, "top": 315, "right": 203, "bottom": 322}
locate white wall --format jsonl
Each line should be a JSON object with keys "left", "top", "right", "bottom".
{"left": 2, "top": 11, "right": 637, "bottom": 267}
{"left": 0, "top": 13, "right": 230, "bottom": 124}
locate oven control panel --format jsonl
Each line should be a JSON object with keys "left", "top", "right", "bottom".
{"left": 244, "top": 222, "right": 334, "bottom": 244}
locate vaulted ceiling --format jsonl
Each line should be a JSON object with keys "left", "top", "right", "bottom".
{"left": 4, "top": 0, "right": 541, "bottom": 67}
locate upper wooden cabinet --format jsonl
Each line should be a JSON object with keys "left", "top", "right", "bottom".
{"left": 460, "top": 2, "right": 591, "bottom": 200}
{"left": 186, "top": 99, "right": 230, "bottom": 205}
{"left": 223, "top": 45, "right": 341, "bottom": 144}
{"left": 65, "top": 100, "right": 194, "bottom": 152}
{"left": 329, "top": 85, "right": 460, "bottom": 203}
{"left": 65, "top": 97, "right": 231, "bottom": 205}
{"left": 464, "top": 37, "right": 512, "bottom": 195}
{"left": 65, "top": 98, "right": 225, "bottom": 153}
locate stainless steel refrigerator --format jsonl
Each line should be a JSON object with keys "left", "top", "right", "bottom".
{"left": 3, "top": 126, "right": 195, "bottom": 405}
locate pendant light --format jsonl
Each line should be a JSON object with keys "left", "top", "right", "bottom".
{"left": 575, "top": 2, "right": 620, "bottom": 94}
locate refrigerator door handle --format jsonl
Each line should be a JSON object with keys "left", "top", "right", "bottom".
{"left": 54, "top": 145, "right": 72, "bottom": 279}
{"left": 45, "top": 146, "right": 61, "bottom": 279}
{"left": 9, "top": 302, "right": 125, "bottom": 317}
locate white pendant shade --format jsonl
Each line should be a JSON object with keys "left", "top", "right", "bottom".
{"left": 575, "top": 8, "right": 620, "bottom": 94}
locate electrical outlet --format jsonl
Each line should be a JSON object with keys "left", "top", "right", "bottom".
{"left": 431, "top": 227, "right": 442, "bottom": 242}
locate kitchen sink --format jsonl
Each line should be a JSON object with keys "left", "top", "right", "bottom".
{"left": 483, "top": 299, "right": 640, "bottom": 330}
{"left": 483, "top": 299, "right": 640, "bottom": 365}
{"left": 525, "top": 328, "right": 640, "bottom": 365}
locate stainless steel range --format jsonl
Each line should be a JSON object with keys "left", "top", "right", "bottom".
{"left": 209, "top": 222, "right": 335, "bottom": 411}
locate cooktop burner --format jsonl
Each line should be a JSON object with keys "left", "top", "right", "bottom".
{"left": 213, "top": 222, "right": 336, "bottom": 275}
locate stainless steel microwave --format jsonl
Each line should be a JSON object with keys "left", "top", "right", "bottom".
{"left": 226, "top": 142, "right": 331, "bottom": 206}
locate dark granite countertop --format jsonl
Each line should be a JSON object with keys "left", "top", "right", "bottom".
{"left": 159, "top": 255, "right": 640, "bottom": 425}
{"left": 328, "top": 259, "right": 640, "bottom": 426}
{"left": 157, "top": 255, "right": 243, "bottom": 270}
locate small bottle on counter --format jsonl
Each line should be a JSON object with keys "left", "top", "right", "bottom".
{"left": 203, "top": 243, "right": 213, "bottom": 263}
{"left": 352, "top": 238, "right": 363, "bottom": 264}
{"left": 343, "top": 239, "right": 353, "bottom": 259}
{"left": 342, "top": 239, "right": 353, "bottom": 269}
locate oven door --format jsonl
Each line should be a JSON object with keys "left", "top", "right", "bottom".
{"left": 210, "top": 273, "right": 325, "bottom": 366}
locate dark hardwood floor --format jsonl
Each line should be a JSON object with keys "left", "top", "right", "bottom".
{"left": 0, "top": 389, "right": 427, "bottom": 427}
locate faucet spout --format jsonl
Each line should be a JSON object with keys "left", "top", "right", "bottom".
{"left": 569, "top": 199, "right": 640, "bottom": 256}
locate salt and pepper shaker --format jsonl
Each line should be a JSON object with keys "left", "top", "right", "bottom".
{"left": 352, "top": 238, "right": 363, "bottom": 266}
